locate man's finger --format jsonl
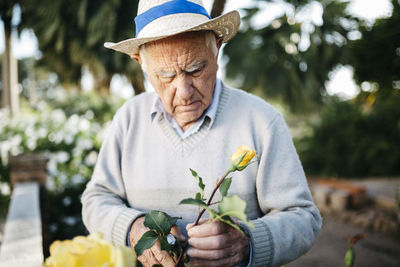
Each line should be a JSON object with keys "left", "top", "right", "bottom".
{"left": 188, "top": 220, "right": 230, "bottom": 237}
{"left": 186, "top": 218, "right": 209, "bottom": 232}
{"left": 137, "top": 249, "right": 160, "bottom": 267}
{"left": 187, "top": 233, "right": 232, "bottom": 250}
{"left": 186, "top": 245, "right": 239, "bottom": 260}
{"left": 171, "top": 225, "right": 187, "bottom": 243}
{"left": 151, "top": 243, "right": 175, "bottom": 267}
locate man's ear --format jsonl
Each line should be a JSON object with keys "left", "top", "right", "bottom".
{"left": 216, "top": 37, "right": 224, "bottom": 49}
{"left": 130, "top": 54, "right": 142, "bottom": 64}
{"left": 215, "top": 37, "right": 224, "bottom": 58}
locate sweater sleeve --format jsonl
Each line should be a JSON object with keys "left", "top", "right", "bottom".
{"left": 81, "top": 113, "right": 145, "bottom": 246}
{"left": 247, "top": 114, "right": 322, "bottom": 267}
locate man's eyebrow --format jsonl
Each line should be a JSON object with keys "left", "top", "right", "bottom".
{"left": 156, "top": 69, "right": 176, "bottom": 78}
{"left": 185, "top": 60, "right": 207, "bottom": 73}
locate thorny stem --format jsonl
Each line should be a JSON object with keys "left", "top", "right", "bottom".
{"left": 194, "top": 169, "right": 232, "bottom": 226}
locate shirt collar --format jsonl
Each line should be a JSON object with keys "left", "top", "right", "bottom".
{"left": 150, "top": 79, "right": 222, "bottom": 136}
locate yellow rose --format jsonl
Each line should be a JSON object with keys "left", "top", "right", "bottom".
{"left": 43, "top": 232, "right": 136, "bottom": 267}
{"left": 230, "top": 145, "right": 256, "bottom": 171}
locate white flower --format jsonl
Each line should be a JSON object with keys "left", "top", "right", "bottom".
{"left": 38, "top": 127, "right": 48, "bottom": 138}
{"left": 78, "top": 118, "right": 90, "bottom": 132}
{"left": 71, "top": 174, "right": 85, "bottom": 185}
{"left": 77, "top": 138, "right": 93, "bottom": 150}
{"left": 85, "top": 151, "right": 98, "bottom": 166}
{"left": 0, "top": 182, "right": 11, "bottom": 196}
{"left": 55, "top": 151, "right": 70, "bottom": 163}
{"left": 64, "top": 134, "right": 74, "bottom": 145}
{"left": 51, "top": 109, "right": 66, "bottom": 122}
{"left": 27, "top": 137, "right": 37, "bottom": 151}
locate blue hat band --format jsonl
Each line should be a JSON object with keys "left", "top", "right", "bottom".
{"left": 135, "top": 0, "right": 211, "bottom": 37}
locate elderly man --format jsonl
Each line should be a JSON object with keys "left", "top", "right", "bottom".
{"left": 82, "top": 0, "right": 322, "bottom": 266}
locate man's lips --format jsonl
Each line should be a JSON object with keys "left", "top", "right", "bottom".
{"left": 175, "top": 101, "right": 202, "bottom": 112}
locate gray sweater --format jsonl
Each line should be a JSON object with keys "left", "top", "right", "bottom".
{"left": 81, "top": 85, "right": 322, "bottom": 266}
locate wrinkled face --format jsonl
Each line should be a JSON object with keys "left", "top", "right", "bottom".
{"left": 138, "top": 32, "right": 220, "bottom": 131}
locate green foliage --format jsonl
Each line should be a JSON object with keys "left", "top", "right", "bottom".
{"left": 134, "top": 211, "right": 181, "bottom": 264}
{"left": 345, "top": 248, "right": 354, "bottom": 267}
{"left": 180, "top": 168, "right": 253, "bottom": 233}
{"left": 134, "top": 231, "right": 158, "bottom": 256}
{"left": 144, "top": 210, "right": 180, "bottom": 236}
{"left": 296, "top": 91, "right": 400, "bottom": 177}
{"left": 223, "top": 0, "right": 360, "bottom": 112}
{"left": 344, "top": 233, "right": 364, "bottom": 267}
{"left": 20, "top": 0, "right": 145, "bottom": 92}
{"left": 347, "top": 0, "right": 400, "bottom": 89}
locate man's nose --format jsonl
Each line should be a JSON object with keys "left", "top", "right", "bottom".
{"left": 175, "top": 75, "right": 194, "bottom": 101}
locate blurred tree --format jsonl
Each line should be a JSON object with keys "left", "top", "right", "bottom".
{"left": 223, "top": 0, "right": 360, "bottom": 112}
{"left": 347, "top": 0, "right": 400, "bottom": 92}
{"left": 0, "top": 0, "right": 20, "bottom": 112}
{"left": 295, "top": 0, "right": 400, "bottom": 177}
{"left": 21, "top": 0, "right": 145, "bottom": 94}
{"left": 297, "top": 91, "right": 400, "bottom": 177}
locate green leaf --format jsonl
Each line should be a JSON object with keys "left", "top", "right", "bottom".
{"left": 134, "top": 230, "right": 159, "bottom": 257}
{"left": 345, "top": 248, "right": 355, "bottom": 267}
{"left": 136, "top": 260, "right": 143, "bottom": 267}
{"left": 208, "top": 209, "right": 218, "bottom": 219}
{"left": 179, "top": 198, "right": 208, "bottom": 209}
{"left": 219, "top": 178, "right": 232, "bottom": 197}
{"left": 218, "top": 195, "right": 254, "bottom": 228}
{"left": 152, "top": 265, "right": 163, "bottom": 267}
{"left": 218, "top": 216, "right": 244, "bottom": 234}
{"left": 190, "top": 168, "right": 205, "bottom": 199}
{"left": 144, "top": 210, "right": 180, "bottom": 236}
{"left": 159, "top": 237, "right": 173, "bottom": 252}
{"left": 195, "top": 192, "right": 202, "bottom": 200}
{"left": 180, "top": 198, "right": 218, "bottom": 219}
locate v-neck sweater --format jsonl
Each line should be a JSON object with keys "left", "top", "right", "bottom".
{"left": 82, "top": 85, "right": 322, "bottom": 266}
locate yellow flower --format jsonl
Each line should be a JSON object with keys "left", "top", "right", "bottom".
{"left": 43, "top": 232, "right": 136, "bottom": 267}
{"left": 230, "top": 145, "right": 256, "bottom": 171}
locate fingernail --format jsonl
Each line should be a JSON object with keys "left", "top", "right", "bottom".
{"left": 186, "top": 248, "right": 193, "bottom": 256}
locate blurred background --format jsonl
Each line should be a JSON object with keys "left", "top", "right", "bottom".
{"left": 0, "top": 0, "right": 399, "bottom": 266}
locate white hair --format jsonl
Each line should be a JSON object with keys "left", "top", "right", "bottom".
{"left": 139, "top": 31, "right": 218, "bottom": 73}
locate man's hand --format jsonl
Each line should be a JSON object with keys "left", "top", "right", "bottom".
{"left": 129, "top": 216, "right": 186, "bottom": 267}
{"left": 186, "top": 219, "right": 250, "bottom": 267}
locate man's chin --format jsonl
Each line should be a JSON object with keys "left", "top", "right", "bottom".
{"left": 176, "top": 113, "right": 203, "bottom": 130}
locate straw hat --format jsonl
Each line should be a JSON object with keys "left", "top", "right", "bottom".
{"left": 104, "top": 0, "right": 240, "bottom": 55}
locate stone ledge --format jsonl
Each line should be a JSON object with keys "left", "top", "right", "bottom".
{"left": 0, "top": 182, "right": 43, "bottom": 267}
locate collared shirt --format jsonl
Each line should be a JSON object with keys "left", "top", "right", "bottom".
{"left": 151, "top": 79, "right": 222, "bottom": 139}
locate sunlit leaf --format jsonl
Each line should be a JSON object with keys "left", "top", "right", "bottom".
{"left": 134, "top": 230, "right": 158, "bottom": 257}
{"left": 218, "top": 216, "right": 244, "bottom": 234}
{"left": 218, "top": 195, "right": 254, "bottom": 228}
{"left": 219, "top": 178, "right": 232, "bottom": 197}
